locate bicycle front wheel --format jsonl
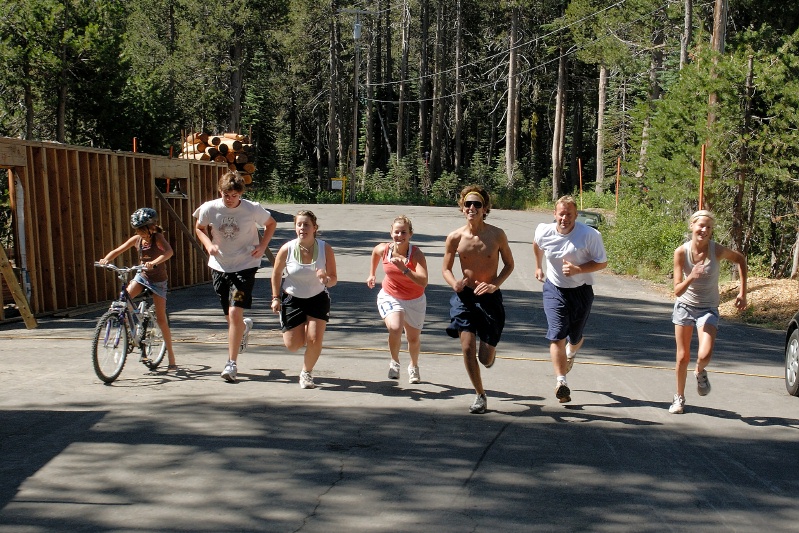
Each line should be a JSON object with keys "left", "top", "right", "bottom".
{"left": 92, "top": 310, "right": 129, "bottom": 383}
{"left": 143, "top": 303, "right": 168, "bottom": 370}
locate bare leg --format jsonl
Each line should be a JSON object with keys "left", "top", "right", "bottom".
{"left": 674, "top": 324, "right": 693, "bottom": 396}
{"left": 226, "top": 306, "right": 245, "bottom": 363}
{"left": 152, "top": 294, "right": 176, "bottom": 366}
{"left": 302, "top": 318, "right": 327, "bottom": 372}
{"left": 695, "top": 324, "right": 717, "bottom": 374}
{"left": 550, "top": 339, "right": 568, "bottom": 376}
{"left": 384, "top": 312, "right": 404, "bottom": 364}
{"left": 405, "top": 323, "right": 422, "bottom": 367}
{"left": 460, "top": 331, "right": 483, "bottom": 394}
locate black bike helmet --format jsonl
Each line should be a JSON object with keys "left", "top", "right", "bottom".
{"left": 130, "top": 207, "right": 158, "bottom": 229}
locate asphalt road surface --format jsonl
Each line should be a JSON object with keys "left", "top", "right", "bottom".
{"left": 0, "top": 203, "right": 794, "bottom": 532}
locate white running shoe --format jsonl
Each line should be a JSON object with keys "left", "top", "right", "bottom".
{"left": 221, "top": 360, "right": 237, "bottom": 383}
{"left": 669, "top": 394, "right": 685, "bottom": 414}
{"left": 388, "top": 360, "right": 400, "bottom": 379}
{"left": 408, "top": 365, "right": 421, "bottom": 384}
{"left": 300, "top": 370, "right": 315, "bottom": 389}
{"left": 695, "top": 370, "right": 711, "bottom": 396}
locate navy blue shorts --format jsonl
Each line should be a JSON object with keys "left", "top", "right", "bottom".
{"left": 446, "top": 287, "right": 505, "bottom": 347}
{"left": 542, "top": 279, "right": 594, "bottom": 343}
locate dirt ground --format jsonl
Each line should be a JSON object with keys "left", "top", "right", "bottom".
{"left": 719, "top": 277, "right": 799, "bottom": 328}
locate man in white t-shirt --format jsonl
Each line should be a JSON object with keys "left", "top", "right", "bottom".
{"left": 533, "top": 195, "right": 607, "bottom": 404}
{"left": 194, "top": 171, "right": 277, "bottom": 382}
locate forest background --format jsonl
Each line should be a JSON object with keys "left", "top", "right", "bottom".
{"left": 2, "top": 0, "right": 799, "bottom": 325}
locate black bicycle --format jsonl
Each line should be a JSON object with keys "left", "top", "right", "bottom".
{"left": 92, "top": 262, "right": 168, "bottom": 383}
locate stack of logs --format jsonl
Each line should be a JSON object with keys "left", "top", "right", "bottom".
{"left": 181, "top": 132, "right": 256, "bottom": 184}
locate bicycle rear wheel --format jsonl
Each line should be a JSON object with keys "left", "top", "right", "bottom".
{"left": 143, "top": 303, "right": 168, "bottom": 370}
{"left": 92, "top": 310, "right": 129, "bottom": 383}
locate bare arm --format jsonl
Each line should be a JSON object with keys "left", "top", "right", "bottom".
{"left": 716, "top": 244, "right": 748, "bottom": 309}
{"left": 98, "top": 235, "right": 139, "bottom": 264}
{"left": 194, "top": 221, "right": 218, "bottom": 256}
{"left": 319, "top": 242, "right": 337, "bottom": 288}
{"left": 533, "top": 242, "right": 546, "bottom": 282}
{"left": 366, "top": 243, "right": 387, "bottom": 288}
{"left": 442, "top": 232, "right": 464, "bottom": 292}
{"left": 270, "top": 245, "right": 289, "bottom": 313}
{"left": 254, "top": 216, "right": 277, "bottom": 258}
{"left": 405, "top": 247, "right": 429, "bottom": 288}
{"left": 143, "top": 233, "right": 174, "bottom": 270}
{"left": 490, "top": 230, "right": 514, "bottom": 289}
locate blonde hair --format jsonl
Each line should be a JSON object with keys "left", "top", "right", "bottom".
{"left": 392, "top": 215, "right": 413, "bottom": 233}
{"left": 555, "top": 195, "right": 578, "bottom": 210}
{"left": 690, "top": 210, "right": 715, "bottom": 225}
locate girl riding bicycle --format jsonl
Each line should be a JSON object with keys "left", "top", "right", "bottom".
{"left": 99, "top": 208, "right": 177, "bottom": 371}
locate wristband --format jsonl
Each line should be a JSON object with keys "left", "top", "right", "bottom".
{"left": 272, "top": 296, "right": 281, "bottom": 301}
{"left": 402, "top": 267, "right": 411, "bottom": 275}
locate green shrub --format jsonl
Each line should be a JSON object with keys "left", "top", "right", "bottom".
{"left": 604, "top": 200, "right": 685, "bottom": 277}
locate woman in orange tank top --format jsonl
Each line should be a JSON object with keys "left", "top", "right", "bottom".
{"left": 366, "top": 216, "right": 429, "bottom": 384}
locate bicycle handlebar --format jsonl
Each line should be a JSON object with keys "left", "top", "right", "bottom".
{"left": 94, "top": 262, "right": 148, "bottom": 277}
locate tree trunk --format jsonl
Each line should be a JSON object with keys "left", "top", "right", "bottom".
{"left": 454, "top": 0, "right": 463, "bottom": 175}
{"left": 363, "top": 21, "right": 375, "bottom": 177}
{"left": 551, "top": 49, "right": 567, "bottom": 201}
{"left": 680, "top": 0, "right": 693, "bottom": 70}
{"left": 429, "top": 2, "right": 444, "bottom": 183}
{"left": 705, "top": 0, "right": 728, "bottom": 194}
{"left": 396, "top": 0, "right": 410, "bottom": 163}
{"left": 383, "top": 1, "right": 394, "bottom": 169}
{"left": 505, "top": 7, "right": 519, "bottom": 185}
{"left": 595, "top": 63, "right": 607, "bottom": 193}
{"left": 732, "top": 55, "right": 753, "bottom": 257}
{"left": 230, "top": 42, "right": 243, "bottom": 133}
{"left": 328, "top": 3, "right": 339, "bottom": 185}
{"left": 419, "top": 0, "right": 430, "bottom": 186}
{"left": 570, "top": 89, "right": 583, "bottom": 193}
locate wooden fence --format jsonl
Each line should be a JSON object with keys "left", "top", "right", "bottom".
{"left": 0, "top": 136, "right": 225, "bottom": 323}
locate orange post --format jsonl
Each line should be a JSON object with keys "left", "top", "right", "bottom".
{"left": 699, "top": 144, "right": 706, "bottom": 210}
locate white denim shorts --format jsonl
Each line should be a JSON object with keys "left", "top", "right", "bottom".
{"left": 376, "top": 289, "right": 426, "bottom": 331}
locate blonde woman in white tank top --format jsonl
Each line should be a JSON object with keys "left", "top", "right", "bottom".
{"left": 668, "top": 210, "right": 748, "bottom": 414}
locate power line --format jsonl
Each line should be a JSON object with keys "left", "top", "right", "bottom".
{"left": 364, "top": 0, "right": 674, "bottom": 105}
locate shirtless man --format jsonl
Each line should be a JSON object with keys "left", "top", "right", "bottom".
{"left": 442, "top": 185, "right": 515, "bottom": 414}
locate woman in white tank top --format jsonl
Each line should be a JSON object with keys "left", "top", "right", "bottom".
{"left": 271, "top": 211, "right": 338, "bottom": 389}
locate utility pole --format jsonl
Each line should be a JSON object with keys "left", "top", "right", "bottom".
{"left": 340, "top": 8, "right": 374, "bottom": 202}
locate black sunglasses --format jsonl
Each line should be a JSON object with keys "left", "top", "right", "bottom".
{"left": 464, "top": 200, "right": 483, "bottom": 209}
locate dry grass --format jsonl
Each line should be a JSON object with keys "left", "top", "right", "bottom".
{"left": 719, "top": 277, "right": 799, "bottom": 328}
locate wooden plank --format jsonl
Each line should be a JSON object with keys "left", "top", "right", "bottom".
{"left": 67, "top": 150, "right": 88, "bottom": 306}
{"left": 80, "top": 151, "right": 99, "bottom": 303}
{"left": 0, "top": 139, "right": 27, "bottom": 166}
{"left": 154, "top": 187, "right": 207, "bottom": 259}
{"left": 35, "top": 147, "right": 57, "bottom": 311}
{"left": 97, "top": 153, "right": 114, "bottom": 299}
{"left": 18, "top": 159, "right": 41, "bottom": 314}
{"left": 0, "top": 246, "right": 37, "bottom": 328}
{"left": 54, "top": 149, "right": 78, "bottom": 308}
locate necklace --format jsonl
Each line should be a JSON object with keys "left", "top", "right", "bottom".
{"left": 299, "top": 242, "right": 314, "bottom": 254}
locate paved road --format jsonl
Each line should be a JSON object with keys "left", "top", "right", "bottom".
{"left": 1, "top": 204, "right": 795, "bottom": 532}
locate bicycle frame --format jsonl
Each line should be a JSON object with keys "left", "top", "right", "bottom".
{"left": 96, "top": 263, "right": 149, "bottom": 351}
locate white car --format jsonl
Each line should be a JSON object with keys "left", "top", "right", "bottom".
{"left": 785, "top": 311, "right": 799, "bottom": 396}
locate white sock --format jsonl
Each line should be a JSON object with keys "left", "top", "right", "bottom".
{"left": 557, "top": 375, "right": 567, "bottom": 384}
